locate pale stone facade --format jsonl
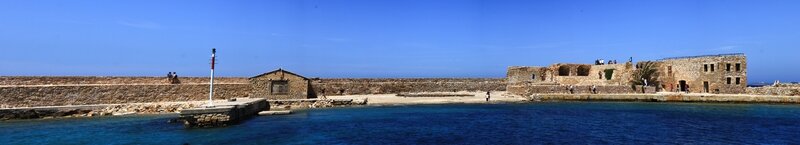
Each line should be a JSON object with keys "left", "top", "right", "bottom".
{"left": 507, "top": 63, "right": 635, "bottom": 86}
{"left": 249, "top": 69, "right": 315, "bottom": 100}
{"left": 656, "top": 53, "right": 747, "bottom": 94}
{"left": 507, "top": 53, "right": 748, "bottom": 95}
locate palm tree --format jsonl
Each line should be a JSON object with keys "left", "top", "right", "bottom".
{"left": 630, "top": 61, "right": 659, "bottom": 88}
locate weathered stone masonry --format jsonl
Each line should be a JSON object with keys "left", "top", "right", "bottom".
{"left": 507, "top": 53, "right": 747, "bottom": 96}
{"left": 0, "top": 84, "right": 251, "bottom": 108}
{"left": 249, "top": 69, "right": 315, "bottom": 100}
{"left": 655, "top": 53, "right": 747, "bottom": 94}
{"left": 0, "top": 75, "right": 506, "bottom": 107}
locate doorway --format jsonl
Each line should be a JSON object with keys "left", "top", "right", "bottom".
{"left": 679, "top": 80, "right": 688, "bottom": 92}
{"left": 703, "top": 81, "right": 709, "bottom": 93}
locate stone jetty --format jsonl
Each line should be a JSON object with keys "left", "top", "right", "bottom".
{"left": 178, "top": 98, "right": 267, "bottom": 128}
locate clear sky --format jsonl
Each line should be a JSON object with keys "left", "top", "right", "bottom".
{"left": 1, "top": 0, "right": 798, "bottom": 83}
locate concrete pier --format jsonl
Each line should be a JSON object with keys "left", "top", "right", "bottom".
{"left": 178, "top": 98, "right": 267, "bottom": 128}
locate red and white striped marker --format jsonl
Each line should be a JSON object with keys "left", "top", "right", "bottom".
{"left": 206, "top": 48, "right": 216, "bottom": 107}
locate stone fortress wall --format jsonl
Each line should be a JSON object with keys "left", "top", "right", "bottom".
{"left": 507, "top": 62, "right": 641, "bottom": 97}
{"left": 0, "top": 84, "right": 253, "bottom": 108}
{"left": 655, "top": 53, "right": 747, "bottom": 94}
{"left": 746, "top": 83, "right": 800, "bottom": 96}
{"left": 506, "top": 53, "right": 750, "bottom": 97}
{"left": 309, "top": 78, "right": 506, "bottom": 96}
{"left": 0, "top": 76, "right": 248, "bottom": 86}
{"left": 0, "top": 77, "right": 506, "bottom": 108}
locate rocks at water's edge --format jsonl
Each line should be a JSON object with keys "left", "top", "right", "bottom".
{"left": 0, "top": 102, "right": 203, "bottom": 120}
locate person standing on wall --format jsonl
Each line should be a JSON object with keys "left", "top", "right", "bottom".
{"left": 167, "top": 72, "right": 173, "bottom": 83}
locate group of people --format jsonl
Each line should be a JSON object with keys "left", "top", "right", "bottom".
{"left": 595, "top": 59, "right": 620, "bottom": 65}
{"left": 595, "top": 57, "right": 635, "bottom": 65}
{"left": 166, "top": 72, "right": 180, "bottom": 84}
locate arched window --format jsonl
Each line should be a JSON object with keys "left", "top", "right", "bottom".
{"left": 577, "top": 65, "right": 591, "bottom": 76}
{"left": 558, "top": 66, "right": 571, "bottom": 76}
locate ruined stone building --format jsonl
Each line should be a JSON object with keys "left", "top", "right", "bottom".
{"left": 249, "top": 69, "right": 316, "bottom": 100}
{"left": 508, "top": 63, "right": 635, "bottom": 86}
{"left": 507, "top": 53, "right": 747, "bottom": 95}
{"left": 655, "top": 53, "right": 747, "bottom": 94}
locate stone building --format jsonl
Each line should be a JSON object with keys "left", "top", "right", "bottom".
{"left": 249, "top": 69, "right": 316, "bottom": 100}
{"left": 507, "top": 53, "right": 747, "bottom": 95}
{"left": 655, "top": 53, "right": 747, "bottom": 94}
{"left": 507, "top": 63, "right": 635, "bottom": 86}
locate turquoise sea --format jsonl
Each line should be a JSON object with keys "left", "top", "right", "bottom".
{"left": 2, "top": 102, "right": 800, "bottom": 144}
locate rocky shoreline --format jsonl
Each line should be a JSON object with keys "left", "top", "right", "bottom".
{"left": 6, "top": 91, "right": 800, "bottom": 121}
{"left": 0, "top": 102, "right": 205, "bottom": 121}
{"left": 0, "top": 99, "right": 369, "bottom": 121}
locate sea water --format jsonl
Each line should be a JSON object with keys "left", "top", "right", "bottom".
{"left": 2, "top": 102, "right": 800, "bottom": 144}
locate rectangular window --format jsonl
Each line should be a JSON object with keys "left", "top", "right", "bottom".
{"left": 667, "top": 66, "right": 672, "bottom": 74}
{"left": 726, "top": 77, "right": 732, "bottom": 84}
{"left": 735, "top": 63, "right": 741, "bottom": 71}
{"left": 711, "top": 64, "right": 715, "bottom": 72}
{"left": 704, "top": 64, "right": 709, "bottom": 72}
{"left": 736, "top": 77, "right": 741, "bottom": 85}
{"left": 270, "top": 80, "right": 289, "bottom": 95}
{"left": 726, "top": 63, "right": 731, "bottom": 71}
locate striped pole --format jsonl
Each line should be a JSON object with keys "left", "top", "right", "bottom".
{"left": 207, "top": 48, "right": 216, "bottom": 107}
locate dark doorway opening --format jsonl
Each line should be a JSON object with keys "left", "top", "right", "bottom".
{"left": 576, "top": 65, "right": 591, "bottom": 76}
{"left": 703, "top": 81, "right": 709, "bottom": 93}
{"left": 679, "top": 80, "right": 688, "bottom": 92}
{"left": 558, "top": 66, "right": 571, "bottom": 76}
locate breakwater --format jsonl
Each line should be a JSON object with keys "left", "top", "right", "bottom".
{"left": 268, "top": 99, "right": 368, "bottom": 110}
{"left": 0, "top": 84, "right": 251, "bottom": 107}
{"left": 0, "top": 101, "right": 204, "bottom": 120}
{"left": 0, "top": 77, "right": 506, "bottom": 108}
{"left": 178, "top": 98, "right": 267, "bottom": 128}
{"left": 310, "top": 78, "right": 506, "bottom": 95}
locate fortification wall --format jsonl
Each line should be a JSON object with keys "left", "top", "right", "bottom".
{"left": 746, "top": 87, "right": 800, "bottom": 96}
{"left": 0, "top": 76, "right": 248, "bottom": 86}
{"left": 0, "top": 84, "right": 252, "bottom": 108}
{"left": 0, "top": 77, "right": 506, "bottom": 107}
{"left": 507, "top": 84, "right": 656, "bottom": 97}
{"left": 310, "top": 78, "right": 506, "bottom": 95}
{"left": 507, "top": 63, "right": 634, "bottom": 86}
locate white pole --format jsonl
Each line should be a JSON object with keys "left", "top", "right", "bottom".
{"left": 207, "top": 48, "right": 216, "bottom": 107}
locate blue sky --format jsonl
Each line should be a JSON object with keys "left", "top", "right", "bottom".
{"left": 0, "top": 0, "right": 799, "bottom": 83}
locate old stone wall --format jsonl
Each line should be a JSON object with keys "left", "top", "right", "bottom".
{"left": 657, "top": 54, "right": 747, "bottom": 94}
{"left": 507, "top": 66, "right": 549, "bottom": 84}
{"left": 1, "top": 77, "right": 508, "bottom": 107}
{"left": 507, "top": 84, "right": 656, "bottom": 97}
{"left": 0, "top": 76, "right": 248, "bottom": 86}
{"left": 746, "top": 87, "right": 800, "bottom": 96}
{"left": 249, "top": 71, "right": 312, "bottom": 100}
{"left": 0, "top": 84, "right": 252, "bottom": 108}
{"left": 507, "top": 63, "right": 635, "bottom": 86}
{"left": 310, "top": 78, "right": 506, "bottom": 95}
